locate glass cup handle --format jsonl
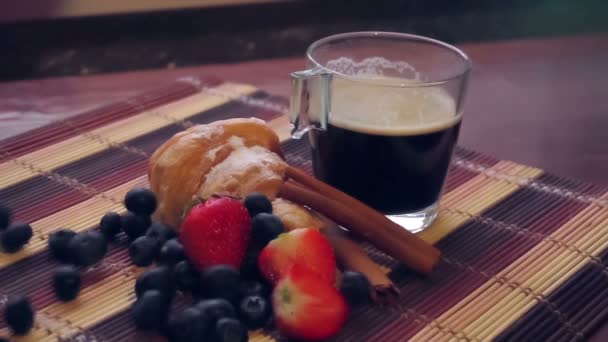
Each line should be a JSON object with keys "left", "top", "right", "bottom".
{"left": 289, "top": 68, "right": 332, "bottom": 139}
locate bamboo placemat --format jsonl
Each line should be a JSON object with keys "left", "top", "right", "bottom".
{"left": 0, "top": 76, "right": 607, "bottom": 341}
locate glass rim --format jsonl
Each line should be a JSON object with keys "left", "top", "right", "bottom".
{"left": 306, "top": 31, "right": 472, "bottom": 87}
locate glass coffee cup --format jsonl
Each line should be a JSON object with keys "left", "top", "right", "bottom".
{"left": 289, "top": 32, "right": 471, "bottom": 232}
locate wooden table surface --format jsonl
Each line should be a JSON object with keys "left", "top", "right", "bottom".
{"left": 1, "top": 32, "right": 608, "bottom": 339}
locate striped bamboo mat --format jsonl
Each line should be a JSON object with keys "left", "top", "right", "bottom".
{"left": 0, "top": 76, "right": 607, "bottom": 341}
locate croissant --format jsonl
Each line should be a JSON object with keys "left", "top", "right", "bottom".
{"left": 149, "top": 118, "right": 286, "bottom": 229}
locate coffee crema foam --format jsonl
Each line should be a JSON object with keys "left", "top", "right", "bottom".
{"left": 328, "top": 76, "right": 461, "bottom": 136}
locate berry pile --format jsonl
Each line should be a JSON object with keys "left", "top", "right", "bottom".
{"left": 153, "top": 192, "right": 370, "bottom": 341}
{"left": 129, "top": 194, "right": 267, "bottom": 342}
{"left": 2, "top": 189, "right": 373, "bottom": 341}
{"left": 141, "top": 191, "right": 372, "bottom": 342}
{"left": 133, "top": 265, "right": 254, "bottom": 342}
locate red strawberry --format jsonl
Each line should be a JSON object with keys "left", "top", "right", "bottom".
{"left": 258, "top": 228, "right": 336, "bottom": 285}
{"left": 273, "top": 265, "right": 349, "bottom": 341}
{"left": 180, "top": 197, "right": 251, "bottom": 270}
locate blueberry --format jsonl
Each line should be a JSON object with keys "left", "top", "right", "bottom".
{"left": 129, "top": 236, "right": 160, "bottom": 267}
{"left": 99, "top": 212, "right": 122, "bottom": 239}
{"left": 239, "top": 248, "right": 262, "bottom": 281}
{"left": 124, "top": 188, "right": 157, "bottom": 216}
{"left": 146, "top": 222, "right": 176, "bottom": 245}
{"left": 251, "top": 213, "right": 284, "bottom": 246}
{"left": 202, "top": 265, "right": 241, "bottom": 303}
{"left": 0, "top": 223, "right": 33, "bottom": 253}
{"left": 121, "top": 212, "right": 151, "bottom": 241}
{"left": 340, "top": 271, "right": 371, "bottom": 306}
{"left": 174, "top": 261, "right": 202, "bottom": 293}
{"left": 0, "top": 203, "right": 11, "bottom": 230}
{"left": 238, "top": 280, "right": 268, "bottom": 299}
{"left": 52, "top": 265, "right": 81, "bottom": 301}
{"left": 4, "top": 296, "right": 34, "bottom": 336}
{"left": 48, "top": 229, "right": 76, "bottom": 263}
{"left": 165, "top": 307, "right": 207, "bottom": 342}
{"left": 68, "top": 231, "right": 107, "bottom": 267}
{"left": 132, "top": 290, "right": 169, "bottom": 330}
{"left": 244, "top": 192, "right": 272, "bottom": 217}
{"left": 215, "top": 318, "right": 248, "bottom": 342}
{"left": 239, "top": 295, "right": 270, "bottom": 329}
{"left": 135, "top": 266, "right": 176, "bottom": 300}
{"left": 196, "top": 299, "right": 236, "bottom": 329}
{"left": 158, "top": 238, "right": 185, "bottom": 265}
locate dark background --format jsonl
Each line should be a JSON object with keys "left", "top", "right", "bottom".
{"left": 1, "top": 0, "right": 607, "bottom": 81}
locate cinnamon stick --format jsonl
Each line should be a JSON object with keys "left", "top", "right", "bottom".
{"left": 286, "top": 166, "right": 440, "bottom": 260}
{"left": 278, "top": 181, "right": 439, "bottom": 274}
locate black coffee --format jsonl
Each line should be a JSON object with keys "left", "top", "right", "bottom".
{"left": 306, "top": 76, "right": 462, "bottom": 214}
{"left": 310, "top": 120, "right": 461, "bottom": 214}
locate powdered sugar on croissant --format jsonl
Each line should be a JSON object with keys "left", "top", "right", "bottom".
{"left": 199, "top": 136, "right": 286, "bottom": 200}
